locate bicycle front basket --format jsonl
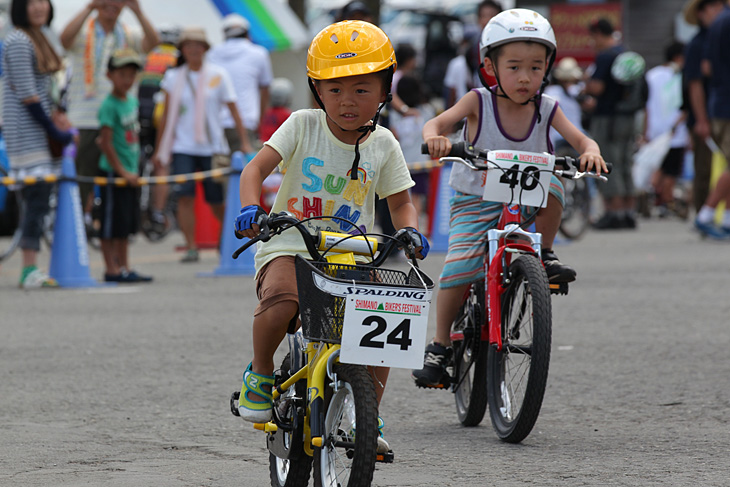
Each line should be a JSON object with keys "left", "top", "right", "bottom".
{"left": 294, "top": 254, "right": 433, "bottom": 343}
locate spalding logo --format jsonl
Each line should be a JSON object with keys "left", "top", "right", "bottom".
{"left": 336, "top": 52, "right": 358, "bottom": 59}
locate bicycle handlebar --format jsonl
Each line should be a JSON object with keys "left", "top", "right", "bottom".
{"left": 420, "top": 142, "right": 613, "bottom": 176}
{"left": 232, "top": 212, "right": 414, "bottom": 267}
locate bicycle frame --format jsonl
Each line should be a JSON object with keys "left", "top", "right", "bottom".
{"left": 257, "top": 339, "right": 341, "bottom": 457}
{"left": 480, "top": 206, "right": 543, "bottom": 352}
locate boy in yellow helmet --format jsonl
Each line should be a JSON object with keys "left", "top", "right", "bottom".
{"left": 233, "top": 21, "right": 428, "bottom": 452}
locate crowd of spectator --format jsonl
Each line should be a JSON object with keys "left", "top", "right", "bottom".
{"left": 2, "top": 0, "right": 730, "bottom": 289}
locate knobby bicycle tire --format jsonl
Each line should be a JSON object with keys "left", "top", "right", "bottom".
{"left": 269, "top": 354, "right": 312, "bottom": 487}
{"left": 314, "top": 363, "right": 378, "bottom": 487}
{"left": 452, "top": 280, "right": 488, "bottom": 427}
{"left": 487, "top": 255, "right": 551, "bottom": 443}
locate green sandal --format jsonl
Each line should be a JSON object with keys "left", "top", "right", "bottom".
{"left": 238, "top": 363, "right": 275, "bottom": 423}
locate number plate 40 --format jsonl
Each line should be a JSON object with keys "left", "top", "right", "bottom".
{"left": 482, "top": 150, "right": 555, "bottom": 208}
{"left": 340, "top": 290, "right": 432, "bottom": 369}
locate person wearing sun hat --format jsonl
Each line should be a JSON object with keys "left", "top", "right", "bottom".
{"left": 208, "top": 13, "right": 272, "bottom": 153}
{"left": 96, "top": 47, "right": 152, "bottom": 283}
{"left": 682, "top": 0, "right": 725, "bottom": 213}
{"left": 151, "top": 26, "right": 249, "bottom": 263}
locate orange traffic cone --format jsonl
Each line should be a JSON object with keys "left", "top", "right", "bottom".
{"left": 194, "top": 181, "right": 221, "bottom": 249}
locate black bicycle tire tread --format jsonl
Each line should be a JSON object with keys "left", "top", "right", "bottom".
{"left": 453, "top": 281, "right": 489, "bottom": 426}
{"left": 487, "top": 255, "right": 551, "bottom": 443}
{"left": 314, "top": 363, "right": 378, "bottom": 487}
{"left": 269, "top": 354, "right": 312, "bottom": 487}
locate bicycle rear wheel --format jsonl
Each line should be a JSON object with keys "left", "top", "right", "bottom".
{"left": 314, "top": 363, "right": 378, "bottom": 487}
{"left": 559, "top": 177, "right": 591, "bottom": 240}
{"left": 487, "top": 255, "right": 551, "bottom": 443}
{"left": 451, "top": 280, "right": 488, "bottom": 427}
{"left": 0, "top": 190, "right": 22, "bottom": 262}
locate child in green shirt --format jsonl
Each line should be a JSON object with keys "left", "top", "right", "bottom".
{"left": 97, "top": 48, "right": 151, "bottom": 283}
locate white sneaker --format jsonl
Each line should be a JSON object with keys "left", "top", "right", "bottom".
{"left": 19, "top": 267, "right": 59, "bottom": 289}
{"left": 376, "top": 436, "right": 391, "bottom": 454}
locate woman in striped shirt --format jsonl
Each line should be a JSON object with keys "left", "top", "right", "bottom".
{"left": 2, "top": 0, "right": 75, "bottom": 289}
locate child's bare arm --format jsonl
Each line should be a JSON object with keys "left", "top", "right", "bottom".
{"left": 386, "top": 190, "right": 419, "bottom": 231}
{"left": 423, "top": 90, "right": 480, "bottom": 159}
{"left": 98, "top": 126, "right": 138, "bottom": 186}
{"left": 239, "top": 145, "right": 282, "bottom": 207}
{"left": 551, "top": 107, "right": 607, "bottom": 174}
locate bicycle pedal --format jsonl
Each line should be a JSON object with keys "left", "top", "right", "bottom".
{"left": 413, "top": 376, "right": 451, "bottom": 390}
{"left": 376, "top": 450, "right": 394, "bottom": 463}
{"left": 549, "top": 282, "right": 569, "bottom": 295}
{"left": 230, "top": 391, "right": 241, "bottom": 417}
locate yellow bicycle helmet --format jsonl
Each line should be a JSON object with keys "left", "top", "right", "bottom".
{"left": 307, "top": 21, "right": 397, "bottom": 181}
{"left": 307, "top": 20, "right": 396, "bottom": 81}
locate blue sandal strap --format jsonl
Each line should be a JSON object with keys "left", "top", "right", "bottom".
{"left": 240, "top": 363, "right": 274, "bottom": 411}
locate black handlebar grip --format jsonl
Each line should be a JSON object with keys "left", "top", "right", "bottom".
{"left": 420, "top": 141, "right": 468, "bottom": 158}
{"left": 604, "top": 162, "right": 613, "bottom": 174}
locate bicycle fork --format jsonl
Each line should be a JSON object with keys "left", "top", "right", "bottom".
{"left": 484, "top": 224, "right": 542, "bottom": 352}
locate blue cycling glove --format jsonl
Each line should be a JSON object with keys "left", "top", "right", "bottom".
{"left": 234, "top": 205, "right": 268, "bottom": 238}
{"left": 394, "top": 227, "right": 430, "bottom": 259}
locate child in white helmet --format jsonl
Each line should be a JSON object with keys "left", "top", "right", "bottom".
{"left": 413, "top": 9, "right": 607, "bottom": 388}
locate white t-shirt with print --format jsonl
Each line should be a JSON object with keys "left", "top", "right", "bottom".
{"left": 160, "top": 63, "right": 237, "bottom": 156}
{"left": 255, "top": 109, "right": 415, "bottom": 273}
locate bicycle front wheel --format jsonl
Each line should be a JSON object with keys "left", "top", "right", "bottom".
{"left": 487, "top": 255, "right": 551, "bottom": 443}
{"left": 314, "top": 363, "right": 378, "bottom": 487}
{"left": 451, "top": 280, "right": 488, "bottom": 427}
{"left": 269, "top": 354, "right": 311, "bottom": 487}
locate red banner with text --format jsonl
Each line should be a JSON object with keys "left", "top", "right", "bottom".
{"left": 550, "top": 2, "right": 622, "bottom": 66}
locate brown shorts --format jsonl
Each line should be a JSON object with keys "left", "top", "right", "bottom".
{"left": 254, "top": 256, "right": 299, "bottom": 328}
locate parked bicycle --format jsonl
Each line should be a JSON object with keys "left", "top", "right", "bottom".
{"left": 229, "top": 212, "right": 434, "bottom": 487}
{"left": 0, "top": 166, "right": 56, "bottom": 262}
{"left": 419, "top": 142, "right": 610, "bottom": 443}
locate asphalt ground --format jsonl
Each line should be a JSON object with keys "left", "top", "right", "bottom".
{"left": 1, "top": 218, "right": 729, "bottom": 486}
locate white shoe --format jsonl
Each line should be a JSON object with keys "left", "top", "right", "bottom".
{"left": 376, "top": 436, "right": 391, "bottom": 454}
{"left": 238, "top": 404, "right": 272, "bottom": 423}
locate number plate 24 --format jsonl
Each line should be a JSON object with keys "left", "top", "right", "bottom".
{"left": 482, "top": 150, "right": 555, "bottom": 208}
{"left": 340, "top": 287, "right": 432, "bottom": 369}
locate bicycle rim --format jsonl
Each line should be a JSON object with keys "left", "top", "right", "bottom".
{"left": 314, "top": 363, "right": 377, "bottom": 487}
{"left": 487, "top": 255, "right": 551, "bottom": 443}
{"left": 452, "top": 281, "right": 488, "bottom": 426}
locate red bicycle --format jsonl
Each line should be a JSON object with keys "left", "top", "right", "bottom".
{"left": 427, "top": 142, "right": 609, "bottom": 443}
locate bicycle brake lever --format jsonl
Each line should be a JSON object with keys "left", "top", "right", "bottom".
{"left": 575, "top": 171, "right": 608, "bottom": 182}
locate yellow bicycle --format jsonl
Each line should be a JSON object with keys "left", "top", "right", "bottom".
{"left": 230, "top": 212, "right": 433, "bottom": 487}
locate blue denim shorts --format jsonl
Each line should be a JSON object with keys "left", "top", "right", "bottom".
{"left": 171, "top": 153, "right": 224, "bottom": 204}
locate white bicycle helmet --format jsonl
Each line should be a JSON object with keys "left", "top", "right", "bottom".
{"left": 479, "top": 8, "right": 557, "bottom": 62}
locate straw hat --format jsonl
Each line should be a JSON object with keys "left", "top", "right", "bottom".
{"left": 178, "top": 27, "right": 210, "bottom": 50}
{"left": 683, "top": 0, "right": 703, "bottom": 25}
{"left": 553, "top": 57, "right": 582, "bottom": 81}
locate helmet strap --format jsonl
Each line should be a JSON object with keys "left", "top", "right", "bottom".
{"left": 479, "top": 49, "right": 557, "bottom": 125}
{"left": 307, "top": 70, "right": 393, "bottom": 180}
